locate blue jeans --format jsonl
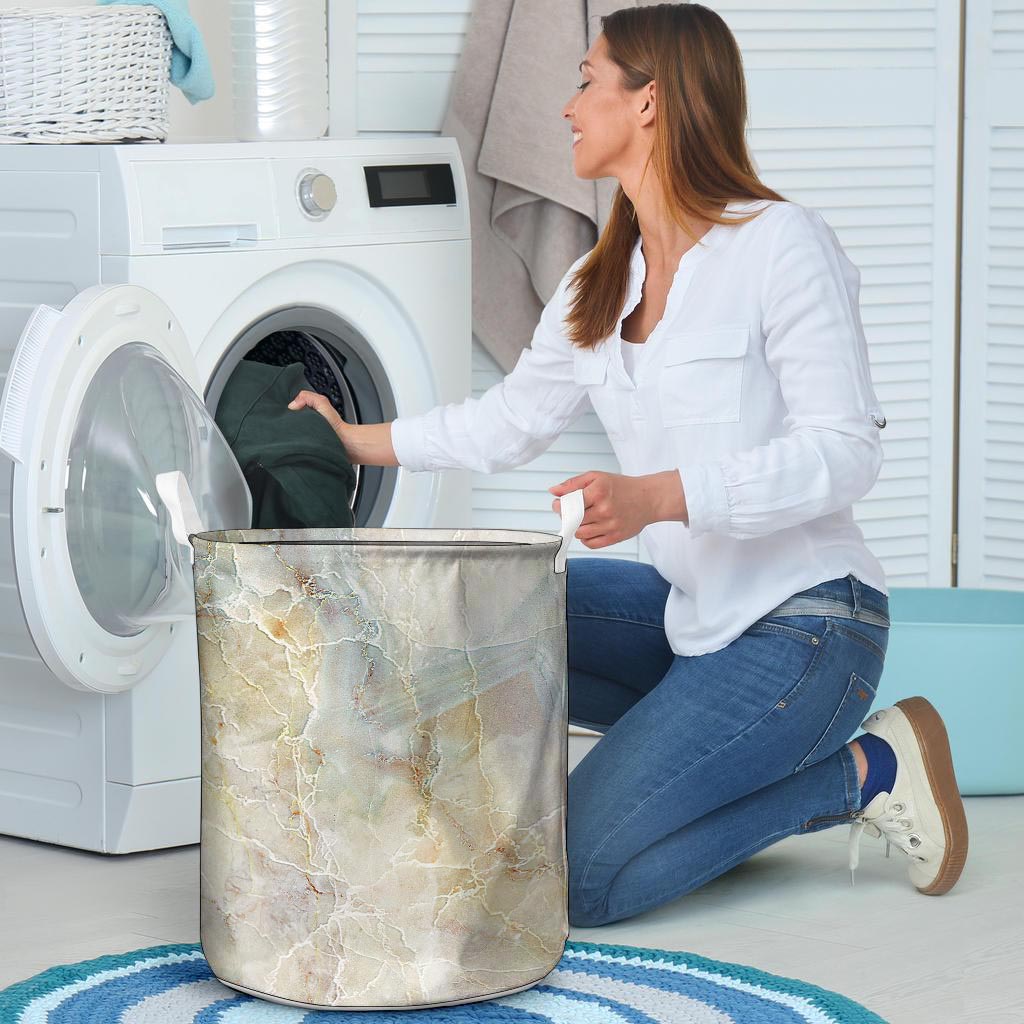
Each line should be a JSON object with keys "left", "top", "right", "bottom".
{"left": 565, "top": 559, "right": 890, "bottom": 928}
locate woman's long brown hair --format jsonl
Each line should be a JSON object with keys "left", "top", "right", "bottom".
{"left": 565, "top": 3, "right": 787, "bottom": 349}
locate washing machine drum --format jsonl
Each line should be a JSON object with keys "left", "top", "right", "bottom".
{"left": 245, "top": 329, "right": 348, "bottom": 413}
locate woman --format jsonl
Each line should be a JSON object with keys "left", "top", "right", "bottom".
{"left": 289, "top": 3, "right": 968, "bottom": 928}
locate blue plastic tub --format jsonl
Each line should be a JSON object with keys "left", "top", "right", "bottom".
{"left": 874, "top": 587, "right": 1024, "bottom": 795}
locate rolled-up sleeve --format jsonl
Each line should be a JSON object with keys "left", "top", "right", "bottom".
{"left": 390, "top": 260, "right": 592, "bottom": 475}
{"left": 678, "top": 207, "right": 885, "bottom": 540}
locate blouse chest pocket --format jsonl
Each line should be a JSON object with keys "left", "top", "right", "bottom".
{"left": 658, "top": 325, "right": 750, "bottom": 427}
{"left": 572, "top": 345, "right": 624, "bottom": 440}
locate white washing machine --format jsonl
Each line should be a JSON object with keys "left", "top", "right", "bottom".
{"left": 0, "top": 138, "right": 472, "bottom": 854}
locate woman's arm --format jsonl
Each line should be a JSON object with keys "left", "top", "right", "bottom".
{"left": 287, "top": 390, "right": 399, "bottom": 467}
{"left": 290, "top": 254, "right": 593, "bottom": 475}
{"left": 342, "top": 421, "right": 399, "bottom": 467}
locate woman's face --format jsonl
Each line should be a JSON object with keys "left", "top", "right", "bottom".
{"left": 562, "top": 34, "right": 650, "bottom": 181}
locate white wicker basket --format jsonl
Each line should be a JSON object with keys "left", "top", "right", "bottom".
{"left": 0, "top": 6, "right": 172, "bottom": 144}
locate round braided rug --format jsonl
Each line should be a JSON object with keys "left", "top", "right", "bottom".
{"left": 0, "top": 940, "right": 887, "bottom": 1022}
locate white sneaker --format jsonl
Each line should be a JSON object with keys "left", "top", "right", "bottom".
{"left": 848, "top": 697, "right": 969, "bottom": 895}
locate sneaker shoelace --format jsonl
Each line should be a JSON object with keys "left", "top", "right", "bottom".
{"left": 847, "top": 798, "right": 927, "bottom": 885}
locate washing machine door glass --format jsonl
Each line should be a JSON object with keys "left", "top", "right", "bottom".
{"left": 66, "top": 342, "right": 251, "bottom": 637}
{"left": 0, "top": 283, "right": 252, "bottom": 694}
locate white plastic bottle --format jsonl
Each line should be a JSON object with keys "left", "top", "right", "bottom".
{"left": 231, "top": 0, "right": 329, "bottom": 141}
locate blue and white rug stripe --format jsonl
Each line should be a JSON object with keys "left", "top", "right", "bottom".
{"left": 0, "top": 941, "right": 888, "bottom": 1023}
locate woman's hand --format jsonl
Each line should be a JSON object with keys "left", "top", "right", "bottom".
{"left": 287, "top": 389, "right": 348, "bottom": 442}
{"left": 548, "top": 470, "right": 688, "bottom": 547}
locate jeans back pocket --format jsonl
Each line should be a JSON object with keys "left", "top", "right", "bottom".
{"left": 796, "top": 670, "right": 878, "bottom": 773}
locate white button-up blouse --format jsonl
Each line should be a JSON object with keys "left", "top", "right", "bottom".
{"left": 390, "top": 198, "right": 889, "bottom": 656}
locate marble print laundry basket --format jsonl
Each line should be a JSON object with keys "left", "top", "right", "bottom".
{"left": 186, "top": 490, "right": 586, "bottom": 1012}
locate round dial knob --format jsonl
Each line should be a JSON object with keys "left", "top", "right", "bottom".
{"left": 298, "top": 172, "right": 337, "bottom": 216}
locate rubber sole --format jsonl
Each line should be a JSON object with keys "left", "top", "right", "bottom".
{"left": 894, "top": 696, "right": 970, "bottom": 896}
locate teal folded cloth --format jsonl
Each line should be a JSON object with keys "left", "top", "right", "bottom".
{"left": 97, "top": 0, "right": 214, "bottom": 104}
{"left": 215, "top": 361, "right": 356, "bottom": 530}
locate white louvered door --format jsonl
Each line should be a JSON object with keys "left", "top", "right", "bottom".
{"left": 330, "top": 1, "right": 995, "bottom": 586}
{"left": 958, "top": 0, "right": 1024, "bottom": 588}
{"left": 331, "top": 0, "right": 474, "bottom": 136}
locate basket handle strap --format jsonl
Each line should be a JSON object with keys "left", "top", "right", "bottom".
{"left": 554, "top": 488, "right": 585, "bottom": 574}
{"left": 155, "top": 470, "right": 204, "bottom": 566}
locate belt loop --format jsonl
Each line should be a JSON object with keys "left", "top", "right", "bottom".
{"left": 848, "top": 573, "right": 862, "bottom": 617}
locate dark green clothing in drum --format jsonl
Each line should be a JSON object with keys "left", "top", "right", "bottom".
{"left": 214, "top": 360, "right": 356, "bottom": 529}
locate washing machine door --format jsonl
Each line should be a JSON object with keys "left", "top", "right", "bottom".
{"left": 0, "top": 284, "right": 251, "bottom": 694}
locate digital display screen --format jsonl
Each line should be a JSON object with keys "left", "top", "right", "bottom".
{"left": 364, "top": 163, "right": 457, "bottom": 208}
{"left": 379, "top": 168, "right": 431, "bottom": 202}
